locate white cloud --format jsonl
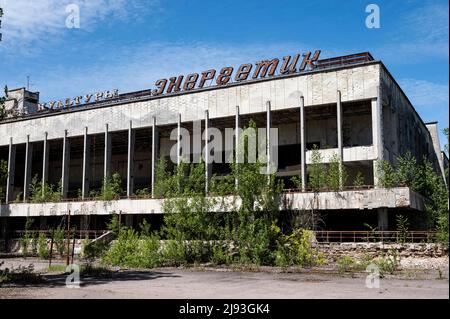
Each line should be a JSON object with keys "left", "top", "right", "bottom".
{"left": 399, "top": 78, "right": 449, "bottom": 109}
{"left": 399, "top": 78, "right": 449, "bottom": 149}
{"left": 381, "top": 2, "right": 449, "bottom": 63}
{"left": 29, "top": 41, "right": 314, "bottom": 102}
{"left": 0, "top": 0, "right": 157, "bottom": 49}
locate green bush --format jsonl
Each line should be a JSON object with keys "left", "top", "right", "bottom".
{"left": 29, "top": 175, "right": 62, "bottom": 203}
{"left": 309, "top": 146, "right": 326, "bottom": 191}
{"left": 353, "top": 171, "right": 365, "bottom": 188}
{"left": 37, "top": 233, "right": 49, "bottom": 259}
{"left": 274, "top": 226, "right": 324, "bottom": 267}
{"left": 373, "top": 250, "right": 401, "bottom": 275}
{"left": 396, "top": 214, "right": 409, "bottom": 243}
{"left": 210, "top": 242, "right": 233, "bottom": 265}
{"left": 161, "top": 240, "right": 187, "bottom": 267}
{"left": 327, "top": 154, "right": 347, "bottom": 191}
{"left": 53, "top": 227, "right": 66, "bottom": 257}
{"left": 337, "top": 256, "right": 356, "bottom": 273}
{"left": 99, "top": 173, "right": 122, "bottom": 200}
{"left": 102, "top": 228, "right": 161, "bottom": 268}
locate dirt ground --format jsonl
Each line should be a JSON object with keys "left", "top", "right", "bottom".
{"left": 0, "top": 258, "right": 448, "bottom": 299}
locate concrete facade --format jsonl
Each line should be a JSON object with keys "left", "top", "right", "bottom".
{"left": 0, "top": 53, "right": 446, "bottom": 232}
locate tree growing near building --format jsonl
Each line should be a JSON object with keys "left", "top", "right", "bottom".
{"left": 309, "top": 145, "right": 326, "bottom": 191}
{"left": 327, "top": 154, "right": 347, "bottom": 191}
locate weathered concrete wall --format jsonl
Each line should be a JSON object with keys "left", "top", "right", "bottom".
{"left": 0, "top": 63, "right": 380, "bottom": 146}
{"left": 380, "top": 66, "right": 438, "bottom": 169}
{"left": 318, "top": 242, "right": 448, "bottom": 260}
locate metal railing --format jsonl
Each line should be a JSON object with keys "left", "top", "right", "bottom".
{"left": 316, "top": 52, "right": 374, "bottom": 70}
{"left": 11, "top": 229, "right": 108, "bottom": 240}
{"left": 314, "top": 230, "right": 438, "bottom": 243}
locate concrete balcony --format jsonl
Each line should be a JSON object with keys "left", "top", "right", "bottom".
{"left": 0, "top": 187, "right": 425, "bottom": 217}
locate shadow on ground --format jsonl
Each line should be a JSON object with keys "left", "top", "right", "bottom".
{"left": 3, "top": 270, "right": 181, "bottom": 288}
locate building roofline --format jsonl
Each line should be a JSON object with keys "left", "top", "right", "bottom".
{"left": 1, "top": 59, "right": 381, "bottom": 125}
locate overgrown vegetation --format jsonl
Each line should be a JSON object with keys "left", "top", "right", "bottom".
{"left": 29, "top": 175, "right": 62, "bottom": 203}
{"left": 376, "top": 151, "right": 449, "bottom": 242}
{"left": 353, "top": 171, "right": 365, "bottom": 188}
{"left": 372, "top": 249, "right": 401, "bottom": 276}
{"left": 100, "top": 120, "right": 324, "bottom": 269}
{"left": 53, "top": 227, "right": 66, "bottom": 257}
{"left": 0, "top": 86, "right": 7, "bottom": 122}
{"left": 292, "top": 146, "right": 347, "bottom": 192}
{"left": 396, "top": 214, "right": 409, "bottom": 243}
{"left": 0, "top": 261, "right": 41, "bottom": 285}
{"left": 37, "top": 232, "right": 49, "bottom": 259}
{"left": 99, "top": 173, "right": 122, "bottom": 200}
{"left": 0, "top": 159, "right": 7, "bottom": 204}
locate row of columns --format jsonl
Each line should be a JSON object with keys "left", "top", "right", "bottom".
{"left": 3, "top": 89, "right": 383, "bottom": 203}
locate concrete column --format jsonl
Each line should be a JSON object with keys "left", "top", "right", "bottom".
{"left": 204, "top": 110, "right": 211, "bottom": 193}
{"left": 266, "top": 101, "right": 272, "bottom": 176}
{"left": 104, "top": 123, "right": 112, "bottom": 182}
{"left": 372, "top": 85, "right": 384, "bottom": 187}
{"left": 337, "top": 90, "right": 343, "bottom": 190}
{"left": 81, "top": 127, "right": 91, "bottom": 199}
{"left": 61, "top": 130, "right": 71, "bottom": 199}
{"left": 6, "top": 138, "right": 16, "bottom": 204}
{"left": 23, "top": 135, "right": 33, "bottom": 202}
{"left": 127, "top": 121, "right": 135, "bottom": 197}
{"left": 177, "top": 113, "right": 181, "bottom": 166}
{"left": 42, "top": 132, "right": 49, "bottom": 195}
{"left": 377, "top": 208, "right": 389, "bottom": 231}
{"left": 151, "top": 116, "right": 159, "bottom": 198}
{"left": 235, "top": 105, "right": 240, "bottom": 190}
{"left": 300, "top": 96, "right": 306, "bottom": 191}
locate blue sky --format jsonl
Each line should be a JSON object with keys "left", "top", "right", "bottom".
{"left": 0, "top": 0, "right": 448, "bottom": 148}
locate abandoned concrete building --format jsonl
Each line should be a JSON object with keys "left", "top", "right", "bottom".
{"left": 0, "top": 52, "right": 447, "bottom": 243}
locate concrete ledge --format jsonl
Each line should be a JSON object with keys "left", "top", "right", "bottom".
{"left": 0, "top": 187, "right": 425, "bottom": 217}
{"left": 283, "top": 187, "right": 425, "bottom": 211}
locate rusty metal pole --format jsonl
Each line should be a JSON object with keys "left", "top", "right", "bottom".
{"left": 48, "top": 236, "right": 54, "bottom": 268}
{"left": 66, "top": 210, "right": 71, "bottom": 266}
{"left": 71, "top": 229, "right": 76, "bottom": 265}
